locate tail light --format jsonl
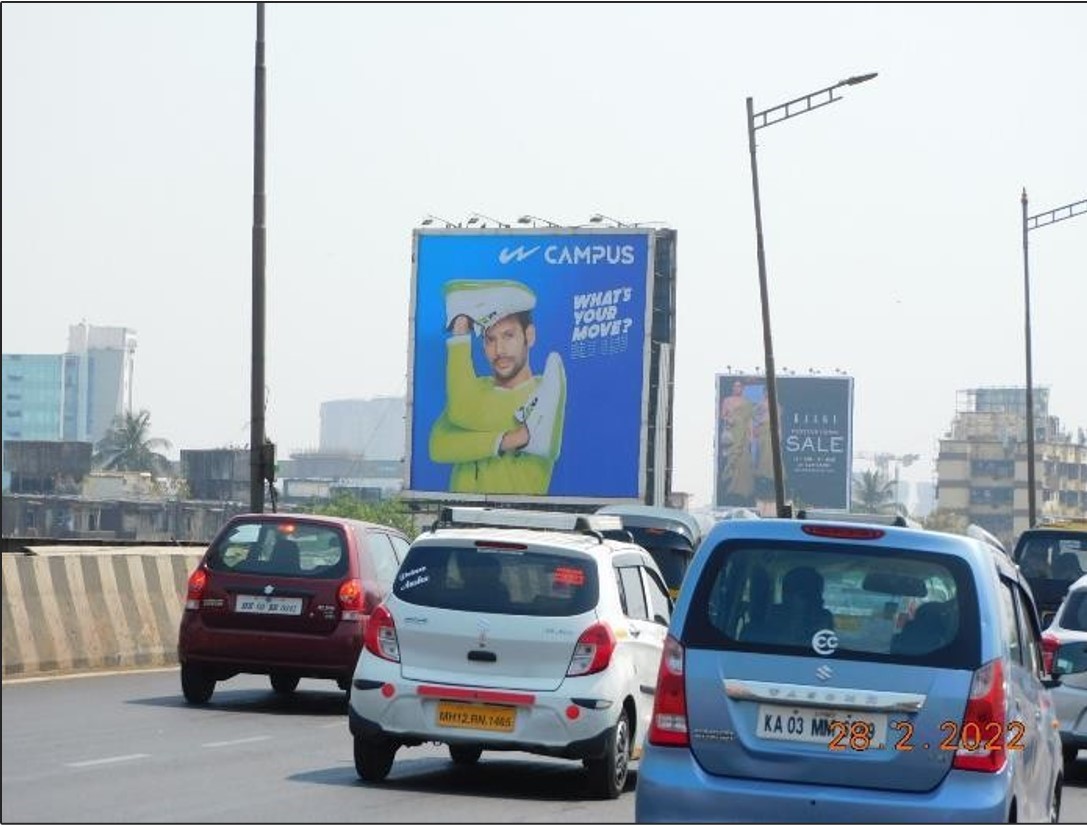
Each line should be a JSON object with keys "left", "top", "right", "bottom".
{"left": 566, "top": 622, "right": 616, "bottom": 676}
{"left": 185, "top": 568, "right": 208, "bottom": 610}
{"left": 1041, "top": 633, "right": 1060, "bottom": 674}
{"left": 364, "top": 604, "right": 400, "bottom": 662}
{"left": 648, "top": 635, "right": 688, "bottom": 746}
{"left": 952, "top": 658, "right": 1006, "bottom": 773}
{"left": 338, "top": 578, "right": 364, "bottom": 622}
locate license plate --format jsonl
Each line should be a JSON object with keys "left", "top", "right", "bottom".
{"left": 437, "top": 701, "right": 516, "bottom": 732}
{"left": 235, "top": 595, "right": 303, "bottom": 616}
{"left": 756, "top": 704, "right": 888, "bottom": 748}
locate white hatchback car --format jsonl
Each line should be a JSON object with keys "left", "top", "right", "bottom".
{"left": 347, "top": 507, "right": 673, "bottom": 798}
{"left": 1042, "top": 573, "right": 1087, "bottom": 767}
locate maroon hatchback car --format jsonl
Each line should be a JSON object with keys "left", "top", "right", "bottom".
{"left": 178, "top": 513, "right": 410, "bottom": 703}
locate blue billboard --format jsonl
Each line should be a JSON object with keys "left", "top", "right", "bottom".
{"left": 407, "top": 229, "right": 657, "bottom": 502}
{"left": 715, "top": 374, "right": 854, "bottom": 510}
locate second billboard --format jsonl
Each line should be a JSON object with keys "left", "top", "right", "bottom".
{"left": 715, "top": 373, "right": 854, "bottom": 510}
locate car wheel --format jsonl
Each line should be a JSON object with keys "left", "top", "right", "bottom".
{"left": 353, "top": 735, "right": 397, "bottom": 782}
{"left": 270, "top": 674, "right": 300, "bottom": 695}
{"left": 449, "top": 744, "right": 483, "bottom": 766}
{"left": 181, "top": 664, "right": 215, "bottom": 705}
{"left": 1062, "top": 745, "right": 1079, "bottom": 766}
{"left": 586, "top": 709, "right": 630, "bottom": 800}
{"left": 337, "top": 676, "right": 351, "bottom": 692}
{"left": 1048, "top": 779, "right": 1062, "bottom": 824}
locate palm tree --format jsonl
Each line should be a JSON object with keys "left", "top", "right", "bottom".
{"left": 93, "top": 409, "right": 173, "bottom": 475}
{"left": 852, "top": 469, "right": 900, "bottom": 515}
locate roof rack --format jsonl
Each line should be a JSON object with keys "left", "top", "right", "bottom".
{"left": 433, "top": 506, "right": 623, "bottom": 541}
{"left": 796, "top": 509, "right": 919, "bottom": 529}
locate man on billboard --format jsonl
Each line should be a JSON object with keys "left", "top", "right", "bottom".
{"left": 428, "top": 279, "right": 566, "bottom": 495}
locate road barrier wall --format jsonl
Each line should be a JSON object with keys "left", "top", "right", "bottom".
{"left": 1, "top": 547, "right": 204, "bottom": 679}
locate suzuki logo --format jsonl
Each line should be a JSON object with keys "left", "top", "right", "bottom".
{"left": 264, "top": 584, "right": 274, "bottom": 595}
{"left": 477, "top": 618, "right": 491, "bottom": 647}
{"left": 498, "top": 245, "right": 541, "bottom": 264}
{"left": 816, "top": 664, "right": 834, "bottom": 681}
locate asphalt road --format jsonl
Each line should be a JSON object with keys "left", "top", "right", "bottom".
{"left": 3, "top": 668, "right": 1086, "bottom": 823}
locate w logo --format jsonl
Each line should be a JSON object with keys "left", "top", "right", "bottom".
{"left": 498, "top": 245, "right": 541, "bottom": 264}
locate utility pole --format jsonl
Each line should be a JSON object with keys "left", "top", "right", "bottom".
{"left": 250, "top": 2, "right": 267, "bottom": 512}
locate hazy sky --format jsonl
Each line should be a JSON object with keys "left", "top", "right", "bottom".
{"left": 3, "top": 3, "right": 1085, "bottom": 508}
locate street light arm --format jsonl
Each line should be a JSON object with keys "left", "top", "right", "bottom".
{"left": 752, "top": 72, "right": 878, "bottom": 132}
{"left": 1026, "top": 198, "right": 1086, "bottom": 232}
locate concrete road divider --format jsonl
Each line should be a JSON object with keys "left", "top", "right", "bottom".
{"left": 1, "top": 547, "right": 204, "bottom": 679}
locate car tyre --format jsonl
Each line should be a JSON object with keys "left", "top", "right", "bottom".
{"left": 1048, "top": 779, "right": 1062, "bottom": 823}
{"left": 1062, "top": 745, "right": 1079, "bottom": 767}
{"left": 270, "top": 673, "right": 300, "bottom": 695}
{"left": 449, "top": 744, "right": 483, "bottom": 766}
{"left": 181, "top": 664, "right": 215, "bottom": 705}
{"left": 354, "top": 735, "right": 397, "bottom": 782}
{"left": 585, "top": 709, "right": 630, "bottom": 800}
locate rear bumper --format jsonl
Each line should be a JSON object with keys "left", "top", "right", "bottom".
{"left": 177, "top": 613, "right": 362, "bottom": 680}
{"left": 634, "top": 744, "right": 1012, "bottom": 823}
{"left": 349, "top": 704, "right": 612, "bottom": 760}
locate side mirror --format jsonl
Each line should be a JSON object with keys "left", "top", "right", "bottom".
{"left": 1051, "top": 641, "right": 1087, "bottom": 677}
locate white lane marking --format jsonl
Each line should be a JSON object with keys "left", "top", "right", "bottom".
{"left": 67, "top": 753, "right": 150, "bottom": 768}
{"left": 202, "top": 735, "right": 272, "bottom": 748}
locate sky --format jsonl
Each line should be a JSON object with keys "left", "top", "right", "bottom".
{"left": 3, "top": 3, "right": 1085, "bottom": 509}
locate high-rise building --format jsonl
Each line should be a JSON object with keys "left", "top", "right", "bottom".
{"left": 936, "top": 387, "right": 1087, "bottom": 546}
{"left": 2, "top": 323, "right": 137, "bottom": 489}
{"left": 319, "top": 396, "right": 405, "bottom": 460}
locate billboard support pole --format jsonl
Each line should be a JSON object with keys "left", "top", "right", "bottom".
{"left": 744, "top": 73, "right": 877, "bottom": 518}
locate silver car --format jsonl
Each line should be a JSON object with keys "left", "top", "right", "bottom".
{"left": 1042, "top": 573, "right": 1087, "bottom": 767}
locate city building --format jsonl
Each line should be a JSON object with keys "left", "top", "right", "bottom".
{"left": 936, "top": 387, "right": 1087, "bottom": 547}
{"left": 2, "top": 322, "right": 137, "bottom": 489}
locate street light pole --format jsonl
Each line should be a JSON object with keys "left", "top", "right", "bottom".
{"left": 1020, "top": 191, "right": 1086, "bottom": 528}
{"left": 746, "top": 73, "right": 877, "bottom": 517}
{"left": 250, "top": 2, "right": 267, "bottom": 513}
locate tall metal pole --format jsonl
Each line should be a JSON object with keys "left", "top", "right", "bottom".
{"left": 747, "top": 97, "right": 787, "bottom": 517}
{"left": 1021, "top": 189, "right": 1037, "bottom": 528}
{"left": 250, "top": 3, "right": 267, "bottom": 513}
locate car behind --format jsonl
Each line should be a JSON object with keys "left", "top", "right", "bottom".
{"left": 1043, "top": 573, "right": 1087, "bottom": 767}
{"left": 177, "top": 512, "right": 410, "bottom": 703}
{"left": 635, "top": 517, "right": 1063, "bottom": 823}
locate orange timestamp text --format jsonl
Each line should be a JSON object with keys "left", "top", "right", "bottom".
{"left": 827, "top": 720, "right": 1027, "bottom": 752}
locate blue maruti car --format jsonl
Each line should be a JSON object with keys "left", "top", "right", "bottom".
{"left": 635, "top": 516, "right": 1064, "bottom": 823}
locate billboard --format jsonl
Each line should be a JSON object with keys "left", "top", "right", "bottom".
{"left": 715, "top": 374, "right": 854, "bottom": 510}
{"left": 406, "top": 228, "right": 668, "bottom": 504}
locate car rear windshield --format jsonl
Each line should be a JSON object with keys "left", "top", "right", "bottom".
{"left": 682, "top": 539, "right": 981, "bottom": 669}
{"left": 624, "top": 528, "right": 693, "bottom": 592}
{"left": 1014, "top": 533, "right": 1087, "bottom": 583}
{"left": 1058, "top": 590, "right": 1087, "bottom": 632}
{"left": 393, "top": 544, "right": 598, "bottom": 616}
{"left": 205, "top": 520, "right": 348, "bottom": 579}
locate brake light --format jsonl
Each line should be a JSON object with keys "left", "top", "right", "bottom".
{"left": 364, "top": 604, "right": 400, "bottom": 662}
{"left": 801, "top": 525, "right": 885, "bottom": 540}
{"left": 1042, "top": 633, "right": 1060, "bottom": 674}
{"left": 566, "top": 622, "right": 616, "bottom": 676}
{"left": 952, "top": 658, "right": 1007, "bottom": 773}
{"left": 339, "top": 578, "right": 364, "bottom": 622}
{"left": 648, "top": 635, "right": 688, "bottom": 746}
{"left": 185, "top": 568, "right": 207, "bottom": 610}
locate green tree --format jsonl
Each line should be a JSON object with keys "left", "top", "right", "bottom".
{"left": 852, "top": 469, "right": 900, "bottom": 515}
{"left": 93, "top": 409, "right": 173, "bottom": 475}
{"left": 312, "top": 495, "right": 419, "bottom": 539}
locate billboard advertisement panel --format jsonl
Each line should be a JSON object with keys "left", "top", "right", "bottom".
{"left": 406, "top": 229, "right": 658, "bottom": 503}
{"left": 715, "top": 374, "right": 854, "bottom": 510}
